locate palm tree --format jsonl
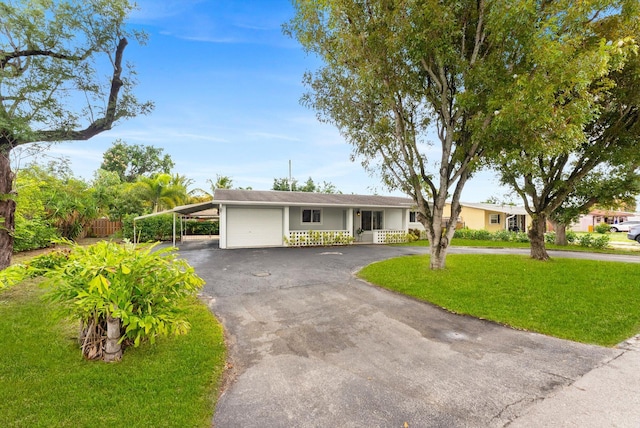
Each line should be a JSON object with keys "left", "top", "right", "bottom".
{"left": 135, "top": 173, "right": 187, "bottom": 213}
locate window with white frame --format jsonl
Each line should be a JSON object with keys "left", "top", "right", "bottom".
{"left": 302, "top": 208, "right": 322, "bottom": 224}
{"left": 490, "top": 214, "right": 500, "bottom": 224}
{"left": 409, "top": 211, "right": 417, "bottom": 222}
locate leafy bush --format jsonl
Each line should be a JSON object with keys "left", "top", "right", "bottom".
{"left": 594, "top": 223, "right": 611, "bottom": 234}
{"left": 577, "top": 233, "right": 594, "bottom": 247}
{"left": 493, "top": 229, "right": 512, "bottom": 242}
{"left": 122, "top": 214, "right": 174, "bottom": 242}
{"left": 184, "top": 219, "right": 219, "bottom": 235}
{"left": 544, "top": 232, "right": 556, "bottom": 244}
{"left": 591, "top": 235, "right": 610, "bottom": 249}
{"left": 1, "top": 240, "right": 204, "bottom": 360}
{"left": 566, "top": 231, "right": 577, "bottom": 243}
{"left": 453, "top": 228, "right": 529, "bottom": 243}
{"left": 13, "top": 215, "right": 60, "bottom": 252}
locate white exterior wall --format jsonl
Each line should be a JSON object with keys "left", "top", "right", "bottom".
{"left": 289, "top": 206, "right": 346, "bottom": 230}
{"left": 384, "top": 208, "right": 405, "bottom": 229}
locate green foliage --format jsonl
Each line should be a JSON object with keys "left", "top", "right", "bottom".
{"left": 595, "top": 222, "right": 612, "bottom": 234}
{"left": 272, "top": 176, "right": 339, "bottom": 193}
{"left": 101, "top": 140, "right": 174, "bottom": 183}
{"left": 13, "top": 215, "right": 58, "bottom": 252}
{"left": 135, "top": 173, "right": 188, "bottom": 213}
{"left": 453, "top": 229, "right": 496, "bottom": 241}
{"left": 14, "top": 162, "right": 99, "bottom": 242}
{"left": 0, "top": 0, "right": 152, "bottom": 145}
{"left": 544, "top": 232, "right": 556, "bottom": 244}
{"left": 122, "top": 214, "right": 174, "bottom": 242}
{"left": 185, "top": 220, "right": 219, "bottom": 235}
{"left": 577, "top": 233, "right": 594, "bottom": 247}
{"left": 41, "top": 240, "right": 204, "bottom": 349}
{"left": 566, "top": 231, "right": 578, "bottom": 243}
{"left": 576, "top": 233, "right": 610, "bottom": 249}
{"left": 0, "top": 281, "right": 225, "bottom": 426}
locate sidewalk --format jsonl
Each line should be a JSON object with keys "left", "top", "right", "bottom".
{"left": 509, "top": 336, "right": 640, "bottom": 427}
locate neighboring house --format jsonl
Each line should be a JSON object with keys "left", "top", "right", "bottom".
{"left": 213, "top": 189, "right": 415, "bottom": 249}
{"left": 408, "top": 202, "right": 531, "bottom": 233}
{"left": 570, "top": 209, "right": 639, "bottom": 232}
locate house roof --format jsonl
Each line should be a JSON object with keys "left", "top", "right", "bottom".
{"left": 134, "top": 200, "right": 218, "bottom": 221}
{"left": 213, "top": 189, "right": 414, "bottom": 208}
{"left": 460, "top": 202, "right": 528, "bottom": 216}
{"left": 589, "top": 209, "right": 636, "bottom": 217}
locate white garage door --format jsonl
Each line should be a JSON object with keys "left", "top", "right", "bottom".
{"left": 226, "top": 207, "right": 283, "bottom": 248}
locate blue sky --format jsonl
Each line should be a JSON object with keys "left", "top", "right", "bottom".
{"left": 45, "top": 0, "right": 507, "bottom": 202}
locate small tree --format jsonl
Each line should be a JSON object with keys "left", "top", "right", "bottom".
{"left": 1, "top": 240, "right": 205, "bottom": 361}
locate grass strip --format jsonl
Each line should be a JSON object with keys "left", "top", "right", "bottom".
{"left": 0, "top": 280, "right": 226, "bottom": 428}
{"left": 358, "top": 254, "right": 640, "bottom": 347}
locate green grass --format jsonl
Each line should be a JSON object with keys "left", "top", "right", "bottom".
{"left": 0, "top": 280, "right": 226, "bottom": 427}
{"left": 399, "top": 237, "right": 640, "bottom": 254}
{"left": 359, "top": 254, "right": 640, "bottom": 346}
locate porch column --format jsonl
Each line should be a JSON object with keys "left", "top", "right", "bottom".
{"left": 283, "top": 206, "right": 290, "bottom": 242}
{"left": 347, "top": 208, "right": 354, "bottom": 234}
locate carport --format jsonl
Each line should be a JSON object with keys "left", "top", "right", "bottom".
{"left": 133, "top": 200, "right": 219, "bottom": 245}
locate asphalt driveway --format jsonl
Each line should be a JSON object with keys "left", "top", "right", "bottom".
{"left": 177, "top": 242, "right": 629, "bottom": 427}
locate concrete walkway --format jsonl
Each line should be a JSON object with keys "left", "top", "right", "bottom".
{"left": 177, "top": 242, "right": 640, "bottom": 427}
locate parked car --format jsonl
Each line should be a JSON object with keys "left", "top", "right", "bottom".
{"left": 628, "top": 225, "right": 640, "bottom": 243}
{"left": 609, "top": 220, "right": 640, "bottom": 233}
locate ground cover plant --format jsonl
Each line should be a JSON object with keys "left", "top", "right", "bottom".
{"left": 0, "top": 280, "right": 226, "bottom": 427}
{"left": 358, "top": 254, "right": 640, "bottom": 346}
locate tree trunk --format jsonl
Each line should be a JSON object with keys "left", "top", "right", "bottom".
{"left": 104, "top": 316, "right": 122, "bottom": 362}
{"left": 429, "top": 233, "right": 448, "bottom": 270}
{"left": 0, "top": 151, "right": 15, "bottom": 270}
{"left": 552, "top": 220, "right": 568, "bottom": 246}
{"left": 528, "top": 213, "right": 550, "bottom": 260}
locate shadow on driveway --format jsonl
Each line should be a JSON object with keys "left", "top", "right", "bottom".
{"left": 177, "top": 243, "right": 622, "bottom": 427}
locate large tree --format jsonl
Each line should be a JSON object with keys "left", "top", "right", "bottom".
{"left": 101, "top": 140, "right": 174, "bottom": 182}
{"left": 287, "top": 0, "right": 499, "bottom": 269}
{"left": 0, "top": 0, "right": 152, "bottom": 268}
{"left": 487, "top": 2, "right": 639, "bottom": 260}
{"left": 550, "top": 164, "right": 640, "bottom": 245}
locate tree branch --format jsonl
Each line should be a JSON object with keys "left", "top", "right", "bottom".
{"left": 27, "top": 38, "right": 128, "bottom": 143}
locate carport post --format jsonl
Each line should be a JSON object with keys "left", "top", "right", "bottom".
{"left": 172, "top": 213, "right": 176, "bottom": 247}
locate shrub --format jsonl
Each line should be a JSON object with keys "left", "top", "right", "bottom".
{"left": 471, "top": 229, "right": 492, "bottom": 240}
{"left": 544, "top": 232, "right": 556, "bottom": 244}
{"left": 13, "top": 216, "right": 59, "bottom": 252}
{"left": 594, "top": 223, "right": 611, "bottom": 234}
{"left": 591, "top": 235, "right": 610, "bottom": 249}
{"left": 577, "top": 233, "right": 594, "bottom": 247}
{"left": 493, "top": 230, "right": 512, "bottom": 242}
{"left": 1, "top": 240, "right": 204, "bottom": 361}
{"left": 184, "top": 219, "right": 219, "bottom": 235}
{"left": 513, "top": 232, "right": 530, "bottom": 243}
{"left": 122, "top": 214, "right": 174, "bottom": 242}
{"left": 566, "top": 231, "right": 577, "bottom": 243}
{"left": 453, "top": 228, "right": 472, "bottom": 239}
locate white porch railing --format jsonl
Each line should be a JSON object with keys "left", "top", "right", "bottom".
{"left": 286, "top": 230, "right": 353, "bottom": 247}
{"left": 373, "top": 229, "right": 408, "bottom": 244}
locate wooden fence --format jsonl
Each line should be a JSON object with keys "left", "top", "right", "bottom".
{"left": 86, "top": 218, "right": 122, "bottom": 238}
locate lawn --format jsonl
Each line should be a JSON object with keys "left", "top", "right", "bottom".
{"left": 399, "top": 236, "right": 640, "bottom": 254}
{"left": 0, "top": 279, "right": 226, "bottom": 428}
{"left": 358, "top": 254, "right": 640, "bottom": 347}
